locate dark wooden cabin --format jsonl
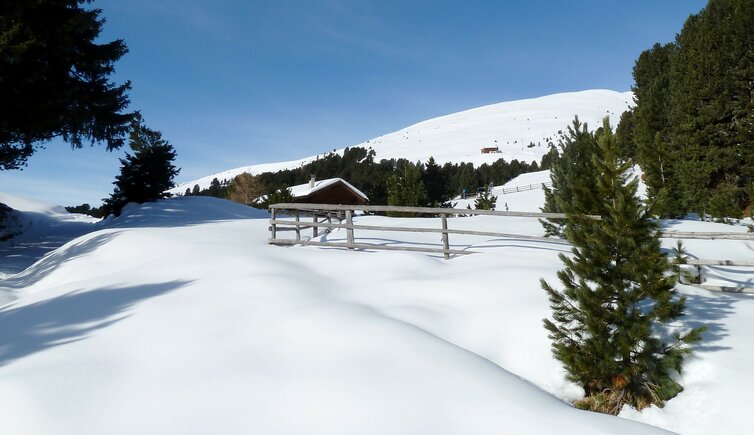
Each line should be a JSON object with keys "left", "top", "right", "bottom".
{"left": 290, "top": 177, "right": 369, "bottom": 205}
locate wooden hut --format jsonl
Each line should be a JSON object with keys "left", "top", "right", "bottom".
{"left": 289, "top": 176, "right": 368, "bottom": 205}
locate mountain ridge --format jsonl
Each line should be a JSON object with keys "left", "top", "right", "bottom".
{"left": 171, "top": 89, "right": 632, "bottom": 194}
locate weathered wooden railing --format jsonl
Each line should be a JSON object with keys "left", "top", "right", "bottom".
{"left": 268, "top": 203, "right": 754, "bottom": 293}
{"left": 660, "top": 232, "right": 754, "bottom": 265}
{"left": 268, "top": 203, "right": 596, "bottom": 259}
{"left": 497, "top": 181, "right": 553, "bottom": 195}
{"left": 660, "top": 231, "right": 754, "bottom": 293}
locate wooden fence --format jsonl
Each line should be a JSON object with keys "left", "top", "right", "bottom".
{"left": 268, "top": 203, "right": 596, "bottom": 259}
{"left": 496, "top": 181, "right": 553, "bottom": 195}
{"left": 268, "top": 203, "right": 754, "bottom": 293}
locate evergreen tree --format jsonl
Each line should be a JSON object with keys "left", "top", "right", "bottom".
{"left": 669, "top": 0, "right": 754, "bottom": 218}
{"left": 707, "top": 176, "right": 743, "bottom": 222}
{"left": 542, "top": 118, "right": 704, "bottom": 414}
{"left": 102, "top": 115, "right": 179, "bottom": 216}
{"left": 207, "top": 178, "right": 223, "bottom": 198}
{"left": 65, "top": 203, "right": 104, "bottom": 218}
{"left": 539, "top": 144, "right": 559, "bottom": 170}
{"left": 474, "top": 187, "right": 497, "bottom": 210}
{"left": 423, "top": 157, "right": 446, "bottom": 206}
{"left": 629, "top": 0, "right": 754, "bottom": 218}
{"left": 387, "top": 161, "right": 427, "bottom": 216}
{"left": 265, "top": 187, "right": 294, "bottom": 206}
{"left": 0, "top": 0, "right": 133, "bottom": 170}
{"left": 615, "top": 109, "right": 636, "bottom": 161}
{"left": 541, "top": 117, "right": 601, "bottom": 236}
{"left": 629, "top": 42, "right": 681, "bottom": 216}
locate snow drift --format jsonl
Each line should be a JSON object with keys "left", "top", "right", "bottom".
{"left": 2, "top": 174, "right": 754, "bottom": 434}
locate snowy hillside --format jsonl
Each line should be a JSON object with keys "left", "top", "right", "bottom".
{"left": 0, "top": 193, "right": 97, "bottom": 282}
{"left": 0, "top": 193, "right": 69, "bottom": 216}
{"left": 2, "top": 181, "right": 754, "bottom": 433}
{"left": 171, "top": 89, "right": 632, "bottom": 194}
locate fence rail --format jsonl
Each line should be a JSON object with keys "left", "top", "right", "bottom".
{"left": 496, "top": 181, "right": 553, "bottom": 195}
{"left": 268, "top": 203, "right": 596, "bottom": 259}
{"left": 268, "top": 203, "right": 754, "bottom": 292}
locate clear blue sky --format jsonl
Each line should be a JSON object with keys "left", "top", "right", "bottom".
{"left": 0, "top": 0, "right": 707, "bottom": 206}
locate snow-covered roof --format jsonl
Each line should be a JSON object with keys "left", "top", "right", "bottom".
{"left": 289, "top": 178, "right": 369, "bottom": 201}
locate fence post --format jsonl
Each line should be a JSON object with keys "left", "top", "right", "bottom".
{"left": 312, "top": 213, "right": 319, "bottom": 237}
{"left": 346, "top": 209, "right": 354, "bottom": 249}
{"left": 270, "top": 208, "right": 277, "bottom": 241}
{"left": 295, "top": 211, "right": 300, "bottom": 242}
{"left": 441, "top": 213, "right": 450, "bottom": 260}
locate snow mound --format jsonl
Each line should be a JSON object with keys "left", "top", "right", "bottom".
{"left": 0, "top": 197, "right": 672, "bottom": 434}
{"left": 2, "top": 187, "right": 754, "bottom": 434}
{"left": 105, "top": 196, "right": 268, "bottom": 228}
{"left": 0, "top": 192, "right": 68, "bottom": 216}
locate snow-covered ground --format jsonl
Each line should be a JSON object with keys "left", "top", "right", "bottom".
{"left": 2, "top": 174, "right": 754, "bottom": 434}
{"left": 170, "top": 89, "right": 632, "bottom": 194}
{"left": 0, "top": 193, "right": 98, "bottom": 282}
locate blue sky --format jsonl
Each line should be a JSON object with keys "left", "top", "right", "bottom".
{"left": 0, "top": 0, "right": 707, "bottom": 206}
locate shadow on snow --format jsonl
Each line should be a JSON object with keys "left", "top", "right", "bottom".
{"left": 0, "top": 280, "right": 191, "bottom": 367}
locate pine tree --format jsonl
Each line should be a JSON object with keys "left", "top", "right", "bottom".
{"left": 207, "top": 178, "right": 223, "bottom": 198}
{"left": 707, "top": 176, "right": 743, "bottom": 222}
{"left": 669, "top": 0, "right": 754, "bottom": 218}
{"left": 102, "top": 114, "right": 179, "bottom": 216}
{"left": 474, "top": 187, "right": 497, "bottom": 210}
{"left": 628, "top": 0, "right": 754, "bottom": 218}
{"left": 615, "top": 109, "right": 637, "bottom": 161}
{"left": 265, "top": 187, "right": 293, "bottom": 206}
{"left": 0, "top": 0, "right": 133, "bottom": 170}
{"left": 542, "top": 118, "right": 704, "bottom": 414}
{"left": 541, "top": 117, "right": 601, "bottom": 236}
{"left": 422, "top": 157, "right": 446, "bottom": 206}
{"left": 387, "top": 161, "right": 427, "bottom": 216}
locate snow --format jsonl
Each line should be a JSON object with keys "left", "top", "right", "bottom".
{"left": 0, "top": 192, "right": 69, "bottom": 216}
{"left": 453, "top": 169, "right": 550, "bottom": 211}
{"left": 3, "top": 175, "right": 754, "bottom": 433}
{"left": 170, "top": 89, "right": 632, "bottom": 194}
{"left": 0, "top": 193, "right": 99, "bottom": 284}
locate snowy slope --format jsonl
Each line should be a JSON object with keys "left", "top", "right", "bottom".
{"left": 0, "top": 196, "right": 668, "bottom": 435}
{"left": 0, "top": 193, "right": 69, "bottom": 216}
{"left": 2, "top": 184, "right": 754, "bottom": 433}
{"left": 170, "top": 89, "right": 632, "bottom": 194}
{"left": 0, "top": 193, "right": 98, "bottom": 283}
{"left": 453, "top": 169, "right": 550, "bottom": 211}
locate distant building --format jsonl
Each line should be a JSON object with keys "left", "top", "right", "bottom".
{"left": 289, "top": 176, "right": 369, "bottom": 205}
{"left": 480, "top": 146, "right": 500, "bottom": 154}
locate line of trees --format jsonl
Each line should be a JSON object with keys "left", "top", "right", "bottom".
{"left": 618, "top": 0, "right": 754, "bottom": 220}
{"left": 184, "top": 146, "right": 546, "bottom": 210}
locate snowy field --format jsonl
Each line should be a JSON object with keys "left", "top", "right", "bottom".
{"left": 2, "top": 172, "right": 754, "bottom": 434}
